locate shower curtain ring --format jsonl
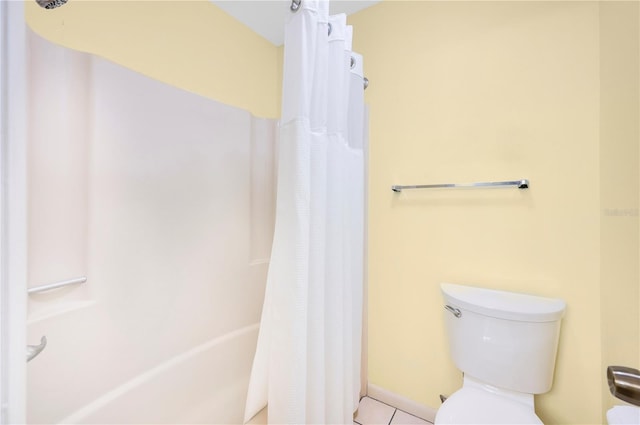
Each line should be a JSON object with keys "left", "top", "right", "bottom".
{"left": 290, "top": 0, "right": 301, "bottom": 12}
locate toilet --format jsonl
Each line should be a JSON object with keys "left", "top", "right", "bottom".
{"left": 435, "top": 283, "right": 566, "bottom": 424}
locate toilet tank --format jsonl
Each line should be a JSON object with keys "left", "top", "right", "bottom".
{"left": 441, "top": 283, "right": 566, "bottom": 394}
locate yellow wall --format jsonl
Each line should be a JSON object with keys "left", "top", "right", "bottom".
{"left": 25, "top": 0, "right": 282, "bottom": 119}
{"left": 599, "top": 0, "right": 640, "bottom": 416}
{"left": 350, "top": 2, "right": 638, "bottom": 424}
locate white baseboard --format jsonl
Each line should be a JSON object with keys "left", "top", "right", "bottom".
{"left": 366, "top": 383, "right": 438, "bottom": 423}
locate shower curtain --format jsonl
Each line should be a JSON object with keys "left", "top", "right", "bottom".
{"left": 244, "top": 1, "right": 366, "bottom": 424}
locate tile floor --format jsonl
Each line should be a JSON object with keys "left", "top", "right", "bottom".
{"left": 354, "top": 397, "right": 432, "bottom": 425}
{"left": 247, "top": 396, "right": 432, "bottom": 425}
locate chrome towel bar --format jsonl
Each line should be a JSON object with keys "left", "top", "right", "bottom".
{"left": 391, "top": 179, "right": 529, "bottom": 193}
{"left": 28, "top": 276, "right": 87, "bottom": 294}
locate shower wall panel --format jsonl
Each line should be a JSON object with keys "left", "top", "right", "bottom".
{"left": 27, "top": 26, "right": 91, "bottom": 310}
{"left": 26, "top": 32, "right": 276, "bottom": 424}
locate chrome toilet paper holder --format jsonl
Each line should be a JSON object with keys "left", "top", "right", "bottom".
{"left": 608, "top": 365, "right": 640, "bottom": 407}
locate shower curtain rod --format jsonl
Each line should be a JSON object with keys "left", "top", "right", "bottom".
{"left": 289, "top": 0, "right": 370, "bottom": 90}
{"left": 391, "top": 179, "right": 530, "bottom": 193}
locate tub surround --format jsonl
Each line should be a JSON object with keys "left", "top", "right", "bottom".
{"left": 26, "top": 32, "right": 277, "bottom": 423}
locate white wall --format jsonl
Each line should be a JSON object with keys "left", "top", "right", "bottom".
{"left": 26, "top": 32, "right": 276, "bottom": 424}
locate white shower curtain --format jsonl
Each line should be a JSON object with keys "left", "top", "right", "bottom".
{"left": 244, "top": 1, "right": 366, "bottom": 424}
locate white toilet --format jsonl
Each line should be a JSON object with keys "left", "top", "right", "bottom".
{"left": 435, "top": 283, "right": 566, "bottom": 424}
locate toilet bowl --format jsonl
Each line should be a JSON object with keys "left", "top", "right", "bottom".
{"left": 435, "top": 283, "right": 566, "bottom": 425}
{"left": 436, "top": 375, "right": 542, "bottom": 424}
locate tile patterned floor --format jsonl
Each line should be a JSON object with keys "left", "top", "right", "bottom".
{"left": 354, "top": 397, "right": 432, "bottom": 425}
{"left": 247, "top": 396, "right": 432, "bottom": 425}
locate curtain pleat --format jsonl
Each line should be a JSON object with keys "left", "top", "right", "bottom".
{"left": 244, "top": 1, "right": 366, "bottom": 423}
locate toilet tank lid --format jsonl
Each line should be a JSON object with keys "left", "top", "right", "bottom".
{"left": 441, "top": 283, "right": 566, "bottom": 322}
